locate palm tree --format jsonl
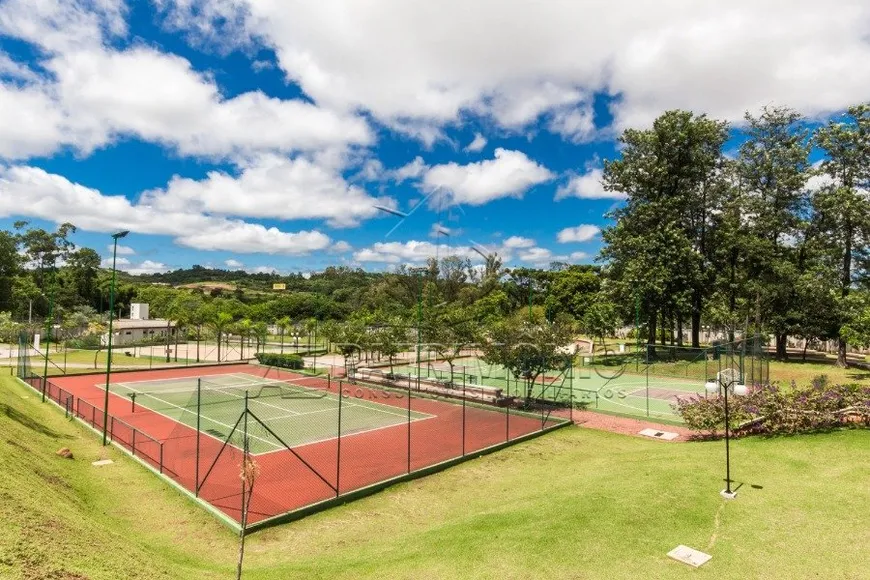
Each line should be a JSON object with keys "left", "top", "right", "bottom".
{"left": 210, "top": 311, "right": 234, "bottom": 362}
{"left": 276, "top": 316, "right": 291, "bottom": 355}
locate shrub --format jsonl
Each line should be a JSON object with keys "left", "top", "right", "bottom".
{"left": 255, "top": 352, "right": 304, "bottom": 370}
{"left": 675, "top": 377, "right": 870, "bottom": 437}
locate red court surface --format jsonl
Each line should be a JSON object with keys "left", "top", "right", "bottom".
{"left": 42, "top": 364, "right": 566, "bottom": 527}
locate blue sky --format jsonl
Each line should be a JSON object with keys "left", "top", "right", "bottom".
{"left": 1, "top": 1, "right": 868, "bottom": 275}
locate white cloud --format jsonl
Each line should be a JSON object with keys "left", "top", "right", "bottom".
{"left": 143, "top": 154, "right": 394, "bottom": 227}
{"left": 100, "top": 256, "right": 169, "bottom": 275}
{"left": 352, "top": 235, "right": 568, "bottom": 267}
{"left": 422, "top": 148, "right": 554, "bottom": 206}
{"left": 330, "top": 240, "right": 352, "bottom": 253}
{"left": 557, "top": 224, "right": 600, "bottom": 243}
{"left": 0, "top": 1, "right": 372, "bottom": 161}
{"left": 108, "top": 244, "right": 135, "bottom": 256}
{"left": 569, "top": 251, "right": 590, "bottom": 261}
{"left": 549, "top": 103, "right": 596, "bottom": 143}
{"left": 0, "top": 165, "right": 333, "bottom": 255}
{"left": 155, "top": 0, "right": 870, "bottom": 137}
{"left": 100, "top": 256, "right": 131, "bottom": 268}
{"left": 464, "top": 133, "right": 487, "bottom": 152}
{"left": 225, "top": 259, "right": 244, "bottom": 269}
{"left": 502, "top": 236, "right": 536, "bottom": 249}
{"left": 392, "top": 156, "right": 428, "bottom": 183}
{"left": 0, "top": 52, "right": 38, "bottom": 82}
{"left": 556, "top": 167, "right": 626, "bottom": 201}
{"left": 125, "top": 260, "right": 170, "bottom": 276}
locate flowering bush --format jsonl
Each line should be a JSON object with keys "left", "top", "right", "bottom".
{"left": 675, "top": 376, "right": 870, "bottom": 438}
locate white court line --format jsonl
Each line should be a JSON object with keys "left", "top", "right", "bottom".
{"left": 253, "top": 414, "right": 438, "bottom": 457}
{"left": 102, "top": 372, "right": 439, "bottom": 455}
{"left": 109, "top": 384, "right": 282, "bottom": 451}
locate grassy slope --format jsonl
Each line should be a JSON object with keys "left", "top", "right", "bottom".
{"left": 1, "top": 375, "right": 868, "bottom": 579}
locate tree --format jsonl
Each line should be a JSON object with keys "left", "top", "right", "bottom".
{"left": 601, "top": 110, "right": 730, "bottom": 349}
{"left": 427, "top": 306, "right": 476, "bottom": 385}
{"left": 581, "top": 299, "right": 620, "bottom": 351}
{"left": 738, "top": 105, "right": 812, "bottom": 359}
{"left": 479, "top": 312, "right": 574, "bottom": 405}
{"left": 813, "top": 103, "right": 870, "bottom": 366}
{"left": 0, "top": 231, "right": 20, "bottom": 312}
{"left": 208, "top": 310, "right": 234, "bottom": 362}
{"left": 276, "top": 316, "right": 291, "bottom": 354}
{"left": 546, "top": 266, "right": 600, "bottom": 321}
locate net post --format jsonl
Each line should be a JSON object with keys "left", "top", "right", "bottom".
{"left": 242, "top": 391, "right": 250, "bottom": 521}
{"left": 195, "top": 378, "right": 202, "bottom": 497}
{"left": 336, "top": 380, "right": 343, "bottom": 497}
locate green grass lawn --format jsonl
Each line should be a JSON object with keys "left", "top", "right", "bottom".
{"left": 1, "top": 375, "right": 868, "bottom": 579}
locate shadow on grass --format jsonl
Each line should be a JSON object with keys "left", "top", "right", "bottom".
{"left": 1, "top": 403, "right": 70, "bottom": 439}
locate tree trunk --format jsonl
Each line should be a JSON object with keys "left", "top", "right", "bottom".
{"left": 775, "top": 333, "right": 788, "bottom": 360}
{"left": 677, "top": 311, "right": 685, "bottom": 347}
{"left": 659, "top": 309, "right": 667, "bottom": 346}
{"left": 837, "top": 221, "right": 853, "bottom": 368}
{"left": 646, "top": 307, "right": 657, "bottom": 361}
{"left": 691, "top": 290, "right": 702, "bottom": 348}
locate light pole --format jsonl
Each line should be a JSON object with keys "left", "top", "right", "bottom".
{"left": 41, "top": 283, "right": 54, "bottom": 402}
{"left": 705, "top": 370, "right": 748, "bottom": 499}
{"left": 103, "top": 230, "right": 129, "bottom": 446}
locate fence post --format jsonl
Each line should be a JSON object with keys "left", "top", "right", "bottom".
{"left": 336, "top": 381, "right": 343, "bottom": 497}
{"left": 646, "top": 362, "right": 650, "bottom": 418}
{"left": 407, "top": 381, "right": 412, "bottom": 472}
{"left": 132, "top": 429, "right": 137, "bottom": 457}
{"left": 461, "top": 374, "right": 466, "bottom": 456}
{"left": 159, "top": 442, "right": 164, "bottom": 474}
{"left": 110, "top": 417, "right": 114, "bottom": 442}
{"left": 195, "top": 378, "right": 201, "bottom": 497}
{"left": 506, "top": 394, "right": 510, "bottom": 442}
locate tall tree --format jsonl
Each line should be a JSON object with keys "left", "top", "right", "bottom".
{"left": 813, "top": 103, "right": 870, "bottom": 366}
{"left": 738, "top": 105, "right": 812, "bottom": 359}
{"left": 601, "top": 110, "right": 729, "bottom": 348}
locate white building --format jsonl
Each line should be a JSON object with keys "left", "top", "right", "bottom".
{"left": 105, "top": 303, "right": 176, "bottom": 346}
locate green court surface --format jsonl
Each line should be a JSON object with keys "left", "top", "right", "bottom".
{"left": 391, "top": 357, "right": 706, "bottom": 422}
{"left": 106, "top": 372, "right": 432, "bottom": 454}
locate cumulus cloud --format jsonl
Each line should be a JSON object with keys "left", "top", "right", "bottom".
{"left": 109, "top": 244, "right": 136, "bottom": 256}
{"left": 464, "top": 133, "right": 487, "bottom": 153}
{"left": 143, "top": 154, "right": 394, "bottom": 227}
{"left": 421, "top": 148, "right": 554, "bottom": 206}
{"left": 224, "top": 259, "right": 244, "bottom": 269}
{"left": 557, "top": 224, "right": 600, "bottom": 243}
{"left": 556, "top": 166, "right": 626, "bottom": 201}
{"left": 154, "top": 0, "right": 870, "bottom": 135}
{"left": 0, "top": 0, "right": 372, "bottom": 161}
{"left": 0, "top": 165, "right": 333, "bottom": 255}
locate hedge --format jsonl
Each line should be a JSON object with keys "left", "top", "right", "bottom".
{"left": 255, "top": 352, "right": 305, "bottom": 370}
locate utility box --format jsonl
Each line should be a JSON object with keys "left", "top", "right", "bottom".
{"left": 130, "top": 303, "right": 150, "bottom": 320}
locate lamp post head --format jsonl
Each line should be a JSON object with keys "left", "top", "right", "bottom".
{"left": 112, "top": 230, "right": 130, "bottom": 240}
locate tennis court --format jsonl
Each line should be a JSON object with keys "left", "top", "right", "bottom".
{"left": 41, "top": 363, "right": 568, "bottom": 528}
{"left": 393, "top": 355, "right": 708, "bottom": 422}
{"left": 104, "top": 372, "right": 433, "bottom": 453}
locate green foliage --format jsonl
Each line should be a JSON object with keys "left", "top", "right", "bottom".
{"left": 255, "top": 352, "right": 305, "bottom": 370}
{"left": 675, "top": 378, "right": 870, "bottom": 436}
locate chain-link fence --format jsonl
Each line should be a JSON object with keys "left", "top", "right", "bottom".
{"left": 12, "top": 354, "right": 570, "bottom": 531}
